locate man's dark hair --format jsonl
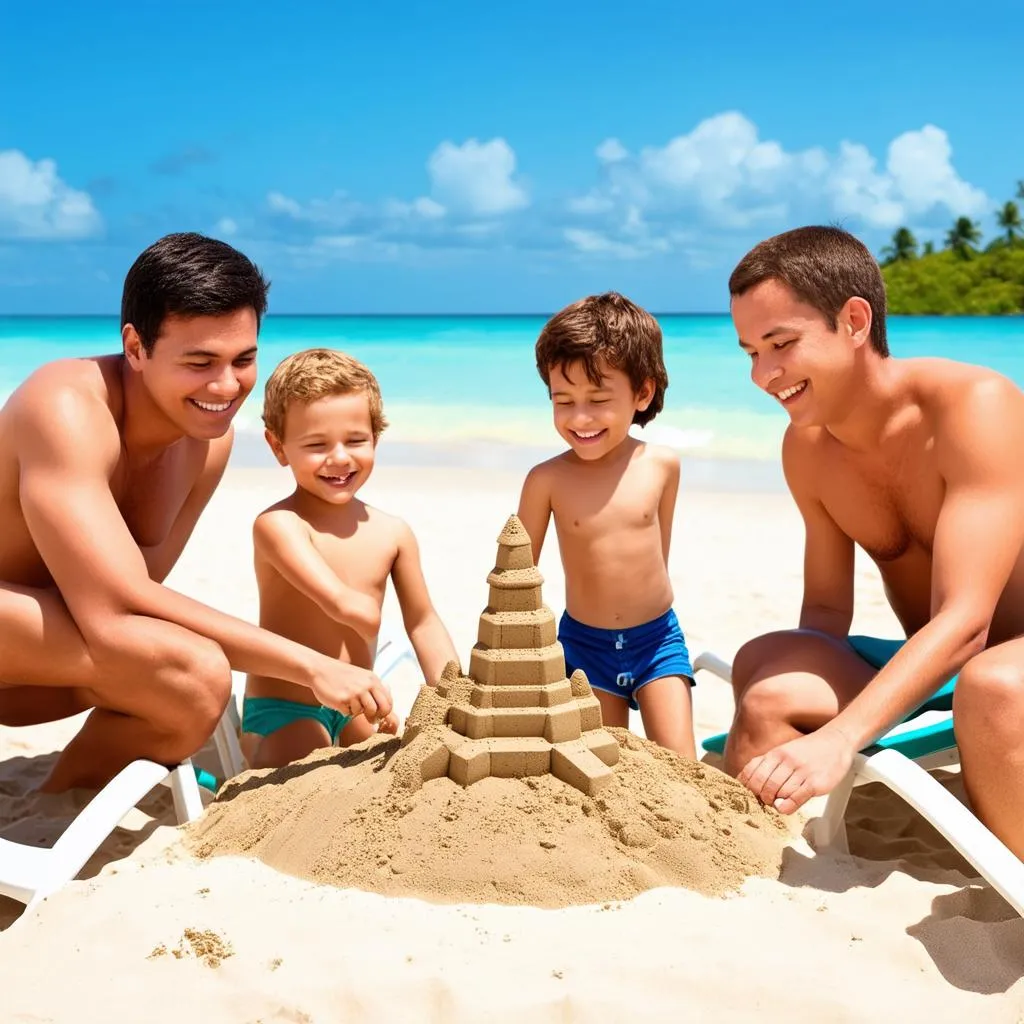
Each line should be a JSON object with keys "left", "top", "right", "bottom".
{"left": 121, "top": 232, "right": 270, "bottom": 353}
{"left": 729, "top": 226, "right": 889, "bottom": 357}
{"left": 535, "top": 292, "right": 668, "bottom": 427}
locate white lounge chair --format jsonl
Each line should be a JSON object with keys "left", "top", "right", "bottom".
{"left": 693, "top": 649, "right": 1024, "bottom": 918}
{"left": 1, "top": 758, "right": 204, "bottom": 921}
{"left": 1, "top": 628, "right": 418, "bottom": 923}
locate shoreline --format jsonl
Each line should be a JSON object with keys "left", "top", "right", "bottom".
{"left": 228, "top": 432, "right": 789, "bottom": 492}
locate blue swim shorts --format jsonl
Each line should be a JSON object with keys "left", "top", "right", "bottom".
{"left": 558, "top": 608, "right": 694, "bottom": 711}
{"left": 242, "top": 696, "right": 352, "bottom": 743}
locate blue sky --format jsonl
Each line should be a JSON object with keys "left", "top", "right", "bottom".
{"left": 2, "top": 0, "right": 1022, "bottom": 313}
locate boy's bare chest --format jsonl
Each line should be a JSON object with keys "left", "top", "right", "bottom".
{"left": 308, "top": 526, "right": 396, "bottom": 590}
{"left": 552, "top": 463, "right": 664, "bottom": 537}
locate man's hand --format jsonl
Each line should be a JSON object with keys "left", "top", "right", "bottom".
{"left": 310, "top": 658, "right": 392, "bottom": 724}
{"left": 737, "top": 726, "right": 857, "bottom": 814}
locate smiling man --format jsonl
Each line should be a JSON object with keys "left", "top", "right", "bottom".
{"left": 724, "top": 225, "right": 1024, "bottom": 858}
{"left": 0, "top": 233, "right": 390, "bottom": 791}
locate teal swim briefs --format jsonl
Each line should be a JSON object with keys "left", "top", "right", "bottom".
{"left": 242, "top": 696, "right": 352, "bottom": 743}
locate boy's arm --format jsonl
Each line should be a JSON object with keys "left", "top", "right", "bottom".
{"left": 16, "top": 383, "right": 389, "bottom": 721}
{"left": 516, "top": 464, "right": 552, "bottom": 566}
{"left": 657, "top": 449, "right": 681, "bottom": 564}
{"left": 743, "top": 380, "right": 1024, "bottom": 814}
{"left": 786, "top": 429, "right": 855, "bottom": 637}
{"left": 390, "top": 520, "right": 459, "bottom": 685}
{"left": 253, "top": 512, "right": 381, "bottom": 640}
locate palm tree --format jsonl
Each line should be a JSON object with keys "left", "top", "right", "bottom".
{"left": 881, "top": 226, "right": 918, "bottom": 265}
{"left": 999, "top": 200, "right": 1024, "bottom": 244}
{"left": 945, "top": 216, "right": 982, "bottom": 258}
{"left": 1017, "top": 180, "right": 1024, "bottom": 201}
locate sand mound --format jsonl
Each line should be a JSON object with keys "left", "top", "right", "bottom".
{"left": 186, "top": 727, "right": 790, "bottom": 907}
{"left": 188, "top": 514, "right": 791, "bottom": 906}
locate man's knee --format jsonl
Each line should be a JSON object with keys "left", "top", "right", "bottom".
{"left": 93, "top": 625, "right": 232, "bottom": 748}
{"left": 734, "top": 672, "right": 801, "bottom": 727}
{"left": 732, "top": 631, "right": 800, "bottom": 693}
{"left": 955, "top": 654, "right": 1024, "bottom": 730}
{"left": 176, "top": 638, "right": 233, "bottom": 731}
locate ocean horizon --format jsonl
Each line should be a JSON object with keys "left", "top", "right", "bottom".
{"left": 4, "top": 313, "right": 1023, "bottom": 470}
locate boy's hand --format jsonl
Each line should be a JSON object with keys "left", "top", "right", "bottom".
{"left": 310, "top": 657, "right": 392, "bottom": 723}
{"left": 377, "top": 710, "right": 399, "bottom": 734}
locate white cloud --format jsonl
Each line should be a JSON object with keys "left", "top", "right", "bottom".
{"left": 382, "top": 196, "right": 446, "bottom": 220}
{"left": 0, "top": 150, "right": 102, "bottom": 239}
{"left": 215, "top": 217, "right": 238, "bottom": 236}
{"left": 569, "top": 113, "right": 989, "bottom": 242}
{"left": 427, "top": 138, "right": 528, "bottom": 216}
{"left": 596, "top": 138, "right": 628, "bottom": 164}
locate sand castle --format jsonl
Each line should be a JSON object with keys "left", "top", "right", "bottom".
{"left": 400, "top": 515, "right": 620, "bottom": 796}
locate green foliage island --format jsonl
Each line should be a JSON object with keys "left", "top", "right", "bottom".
{"left": 879, "top": 181, "right": 1024, "bottom": 315}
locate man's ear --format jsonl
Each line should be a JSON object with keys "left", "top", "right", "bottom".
{"left": 265, "top": 429, "right": 289, "bottom": 466}
{"left": 842, "top": 297, "right": 873, "bottom": 349}
{"left": 122, "top": 324, "right": 147, "bottom": 369}
{"left": 636, "top": 377, "right": 656, "bottom": 412}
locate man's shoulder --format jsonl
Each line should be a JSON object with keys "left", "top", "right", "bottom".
{"left": 905, "top": 358, "right": 1024, "bottom": 439}
{"left": 16, "top": 355, "right": 117, "bottom": 398}
{"left": 9, "top": 357, "right": 121, "bottom": 450}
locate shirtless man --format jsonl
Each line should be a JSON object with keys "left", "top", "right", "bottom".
{"left": 726, "top": 225, "right": 1024, "bottom": 858}
{"left": 517, "top": 292, "right": 696, "bottom": 757}
{"left": 0, "top": 232, "right": 391, "bottom": 792}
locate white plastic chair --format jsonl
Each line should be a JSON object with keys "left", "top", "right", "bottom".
{"left": 692, "top": 649, "right": 1024, "bottom": 917}
{"left": 1, "top": 758, "right": 204, "bottom": 922}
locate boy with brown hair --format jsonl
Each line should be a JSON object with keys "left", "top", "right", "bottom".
{"left": 242, "top": 347, "right": 458, "bottom": 769}
{"left": 516, "top": 292, "right": 696, "bottom": 758}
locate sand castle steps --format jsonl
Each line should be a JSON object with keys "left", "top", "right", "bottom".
{"left": 402, "top": 514, "right": 619, "bottom": 797}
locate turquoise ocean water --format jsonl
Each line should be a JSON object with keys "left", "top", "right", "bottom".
{"left": 2, "top": 315, "right": 1023, "bottom": 465}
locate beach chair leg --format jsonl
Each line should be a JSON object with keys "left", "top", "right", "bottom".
{"left": 692, "top": 651, "right": 733, "bottom": 684}
{"left": 212, "top": 708, "right": 246, "bottom": 782}
{"left": 860, "top": 748, "right": 1024, "bottom": 917}
{"left": 170, "top": 761, "right": 205, "bottom": 824}
{"left": 18, "top": 759, "right": 174, "bottom": 915}
{"left": 812, "top": 765, "right": 858, "bottom": 854}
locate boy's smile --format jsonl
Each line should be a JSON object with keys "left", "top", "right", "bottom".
{"left": 548, "top": 359, "right": 653, "bottom": 462}
{"left": 269, "top": 391, "right": 377, "bottom": 504}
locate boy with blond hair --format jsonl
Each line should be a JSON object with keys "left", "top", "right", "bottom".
{"left": 516, "top": 292, "right": 696, "bottom": 758}
{"left": 242, "top": 348, "right": 458, "bottom": 768}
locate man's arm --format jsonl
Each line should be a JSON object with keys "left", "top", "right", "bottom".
{"left": 656, "top": 448, "right": 681, "bottom": 565}
{"left": 516, "top": 463, "right": 552, "bottom": 566}
{"left": 16, "top": 383, "right": 389, "bottom": 720}
{"left": 390, "top": 520, "right": 459, "bottom": 685}
{"left": 252, "top": 511, "right": 382, "bottom": 639}
{"left": 745, "top": 380, "right": 1024, "bottom": 813}
{"left": 831, "top": 378, "right": 1024, "bottom": 748}
{"left": 784, "top": 430, "right": 855, "bottom": 637}
{"left": 141, "top": 434, "right": 232, "bottom": 583}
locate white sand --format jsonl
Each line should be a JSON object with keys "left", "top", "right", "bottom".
{"left": 1, "top": 462, "right": 1022, "bottom": 1022}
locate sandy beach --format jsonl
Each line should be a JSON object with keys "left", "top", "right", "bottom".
{"left": 1, "top": 457, "right": 1022, "bottom": 1022}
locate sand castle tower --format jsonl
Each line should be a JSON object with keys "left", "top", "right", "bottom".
{"left": 400, "top": 516, "right": 619, "bottom": 796}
